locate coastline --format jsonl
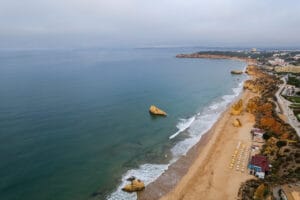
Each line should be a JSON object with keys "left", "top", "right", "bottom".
{"left": 176, "top": 53, "right": 257, "bottom": 64}
{"left": 138, "top": 58, "right": 256, "bottom": 200}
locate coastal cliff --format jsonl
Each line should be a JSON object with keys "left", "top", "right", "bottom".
{"left": 239, "top": 66, "right": 299, "bottom": 200}
{"left": 230, "top": 99, "right": 243, "bottom": 115}
{"left": 138, "top": 54, "right": 299, "bottom": 200}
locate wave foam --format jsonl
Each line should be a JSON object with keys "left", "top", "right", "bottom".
{"left": 169, "top": 116, "right": 195, "bottom": 139}
{"left": 107, "top": 164, "right": 168, "bottom": 200}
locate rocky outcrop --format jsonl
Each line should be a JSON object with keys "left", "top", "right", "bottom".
{"left": 122, "top": 178, "right": 145, "bottom": 193}
{"left": 232, "top": 118, "right": 242, "bottom": 127}
{"left": 243, "top": 66, "right": 281, "bottom": 99}
{"left": 149, "top": 105, "right": 167, "bottom": 116}
{"left": 230, "top": 99, "right": 243, "bottom": 115}
{"left": 246, "top": 96, "right": 294, "bottom": 139}
{"left": 246, "top": 97, "right": 273, "bottom": 116}
{"left": 245, "top": 65, "right": 257, "bottom": 75}
{"left": 231, "top": 70, "right": 243, "bottom": 75}
{"left": 243, "top": 80, "right": 259, "bottom": 93}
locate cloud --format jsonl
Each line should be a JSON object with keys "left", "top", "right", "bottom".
{"left": 0, "top": 0, "right": 299, "bottom": 48}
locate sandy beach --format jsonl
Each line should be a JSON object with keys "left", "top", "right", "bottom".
{"left": 139, "top": 76, "right": 257, "bottom": 200}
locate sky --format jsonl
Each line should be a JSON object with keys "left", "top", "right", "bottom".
{"left": 0, "top": 0, "right": 300, "bottom": 48}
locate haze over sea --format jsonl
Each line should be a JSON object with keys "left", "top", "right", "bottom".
{"left": 0, "top": 47, "right": 246, "bottom": 200}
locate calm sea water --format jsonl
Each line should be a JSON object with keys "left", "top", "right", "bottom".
{"left": 0, "top": 48, "right": 246, "bottom": 200}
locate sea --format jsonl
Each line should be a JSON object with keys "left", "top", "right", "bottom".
{"left": 0, "top": 47, "right": 247, "bottom": 200}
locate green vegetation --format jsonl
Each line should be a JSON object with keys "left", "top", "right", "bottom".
{"left": 254, "top": 184, "right": 267, "bottom": 200}
{"left": 276, "top": 140, "right": 287, "bottom": 148}
{"left": 293, "top": 110, "right": 300, "bottom": 121}
{"left": 196, "top": 51, "right": 249, "bottom": 58}
{"left": 287, "top": 76, "right": 300, "bottom": 87}
{"left": 263, "top": 133, "right": 271, "bottom": 140}
{"left": 283, "top": 95, "right": 300, "bottom": 103}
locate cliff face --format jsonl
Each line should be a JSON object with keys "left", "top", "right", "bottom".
{"left": 243, "top": 65, "right": 279, "bottom": 96}
{"left": 246, "top": 91, "right": 294, "bottom": 139}
{"left": 239, "top": 66, "right": 300, "bottom": 200}
{"left": 243, "top": 80, "right": 260, "bottom": 93}
{"left": 245, "top": 65, "right": 258, "bottom": 75}
{"left": 244, "top": 66, "right": 296, "bottom": 140}
{"left": 246, "top": 97, "right": 273, "bottom": 116}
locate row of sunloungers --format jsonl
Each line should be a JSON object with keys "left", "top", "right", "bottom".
{"left": 229, "top": 141, "right": 250, "bottom": 173}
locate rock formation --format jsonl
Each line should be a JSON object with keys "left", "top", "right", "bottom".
{"left": 232, "top": 118, "right": 242, "bottom": 127}
{"left": 243, "top": 66, "right": 280, "bottom": 98}
{"left": 230, "top": 99, "right": 243, "bottom": 115}
{"left": 246, "top": 97, "right": 273, "bottom": 116}
{"left": 231, "top": 70, "right": 243, "bottom": 75}
{"left": 149, "top": 105, "right": 167, "bottom": 116}
{"left": 245, "top": 65, "right": 257, "bottom": 75}
{"left": 243, "top": 80, "right": 260, "bottom": 93}
{"left": 244, "top": 66, "right": 297, "bottom": 140}
{"left": 122, "top": 178, "right": 145, "bottom": 193}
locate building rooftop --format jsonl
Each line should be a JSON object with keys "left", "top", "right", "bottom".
{"left": 250, "top": 155, "right": 270, "bottom": 172}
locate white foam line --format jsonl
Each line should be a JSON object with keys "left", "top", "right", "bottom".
{"left": 169, "top": 116, "right": 195, "bottom": 139}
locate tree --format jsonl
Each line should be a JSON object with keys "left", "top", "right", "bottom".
{"left": 263, "top": 133, "right": 271, "bottom": 140}
{"left": 276, "top": 140, "right": 287, "bottom": 148}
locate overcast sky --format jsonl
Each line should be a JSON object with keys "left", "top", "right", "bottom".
{"left": 0, "top": 0, "right": 300, "bottom": 48}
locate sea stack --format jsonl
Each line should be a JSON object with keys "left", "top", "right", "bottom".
{"left": 231, "top": 70, "right": 243, "bottom": 75}
{"left": 149, "top": 105, "right": 167, "bottom": 116}
{"left": 122, "top": 178, "right": 145, "bottom": 193}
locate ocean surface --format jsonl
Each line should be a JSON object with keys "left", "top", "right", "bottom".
{"left": 0, "top": 47, "right": 247, "bottom": 200}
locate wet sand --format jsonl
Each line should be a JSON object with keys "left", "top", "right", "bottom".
{"left": 138, "top": 86, "right": 256, "bottom": 200}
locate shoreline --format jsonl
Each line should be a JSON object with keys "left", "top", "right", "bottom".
{"left": 138, "top": 58, "right": 256, "bottom": 200}
{"left": 106, "top": 55, "right": 247, "bottom": 200}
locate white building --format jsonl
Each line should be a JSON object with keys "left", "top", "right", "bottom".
{"left": 293, "top": 54, "right": 300, "bottom": 60}
{"left": 268, "top": 58, "right": 286, "bottom": 66}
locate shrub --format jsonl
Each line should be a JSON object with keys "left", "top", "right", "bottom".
{"left": 254, "top": 184, "right": 265, "bottom": 200}
{"left": 263, "top": 133, "right": 271, "bottom": 140}
{"left": 276, "top": 141, "right": 287, "bottom": 148}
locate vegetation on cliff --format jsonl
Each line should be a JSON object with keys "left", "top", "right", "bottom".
{"left": 239, "top": 66, "right": 300, "bottom": 200}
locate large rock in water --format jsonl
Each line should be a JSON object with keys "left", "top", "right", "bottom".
{"left": 231, "top": 70, "right": 243, "bottom": 75}
{"left": 122, "top": 179, "right": 145, "bottom": 193}
{"left": 149, "top": 105, "right": 167, "bottom": 116}
{"left": 230, "top": 99, "right": 243, "bottom": 115}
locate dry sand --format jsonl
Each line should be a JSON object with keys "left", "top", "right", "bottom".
{"left": 138, "top": 89, "right": 256, "bottom": 200}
